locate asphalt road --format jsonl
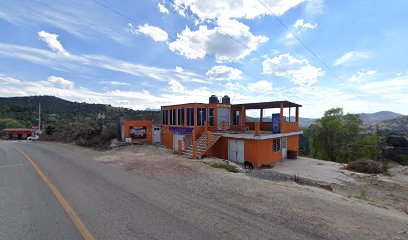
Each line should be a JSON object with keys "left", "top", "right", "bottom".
{"left": 0, "top": 141, "right": 325, "bottom": 240}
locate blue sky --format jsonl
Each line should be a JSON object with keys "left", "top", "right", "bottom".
{"left": 0, "top": 0, "right": 407, "bottom": 118}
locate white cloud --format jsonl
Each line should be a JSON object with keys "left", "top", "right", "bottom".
{"left": 0, "top": 43, "right": 207, "bottom": 84}
{"left": 262, "top": 53, "right": 324, "bottom": 86}
{"left": 225, "top": 82, "right": 242, "bottom": 90}
{"left": 135, "top": 24, "right": 168, "bottom": 42}
{"left": 293, "top": 19, "right": 317, "bottom": 31}
{"left": 304, "top": 0, "right": 326, "bottom": 17}
{"left": 333, "top": 51, "right": 371, "bottom": 66}
{"left": 38, "top": 31, "right": 69, "bottom": 56}
{"left": 101, "top": 81, "right": 131, "bottom": 86}
{"left": 158, "top": 3, "right": 169, "bottom": 14}
{"left": 356, "top": 72, "right": 408, "bottom": 102}
{"left": 0, "top": 75, "right": 21, "bottom": 84}
{"left": 0, "top": 0, "right": 128, "bottom": 43}
{"left": 172, "top": 0, "right": 305, "bottom": 20}
{"left": 45, "top": 76, "right": 75, "bottom": 89}
{"left": 175, "top": 66, "right": 183, "bottom": 72}
{"left": 168, "top": 79, "right": 185, "bottom": 93}
{"left": 206, "top": 65, "right": 242, "bottom": 81}
{"left": 283, "top": 19, "right": 317, "bottom": 44}
{"left": 348, "top": 69, "right": 377, "bottom": 83}
{"left": 169, "top": 19, "right": 268, "bottom": 61}
{"left": 247, "top": 80, "right": 273, "bottom": 94}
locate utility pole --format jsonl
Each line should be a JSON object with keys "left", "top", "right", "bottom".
{"left": 77, "top": 102, "right": 80, "bottom": 131}
{"left": 38, "top": 102, "right": 41, "bottom": 131}
{"left": 376, "top": 123, "right": 381, "bottom": 161}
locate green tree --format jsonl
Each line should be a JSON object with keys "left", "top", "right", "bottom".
{"left": 3, "top": 119, "right": 25, "bottom": 129}
{"left": 45, "top": 125, "right": 55, "bottom": 135}
{"left": 305, "top": 108, "right": 379, "bottom": 163}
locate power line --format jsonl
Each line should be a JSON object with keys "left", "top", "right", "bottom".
{"left": 256, "top": 0, "right": 376, "bottom": 113}
{"left": 88, "top": 0, "right": 325, "bottom": 108}
{"left": 164, "top": 0, "right": 334, "bottom": 108}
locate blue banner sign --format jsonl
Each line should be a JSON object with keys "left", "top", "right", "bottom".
{"left": 272, "top": 113, "right": 280, "bottom": 134}
{"left": 170, "top": 127, "right": 193, "bottom": 134}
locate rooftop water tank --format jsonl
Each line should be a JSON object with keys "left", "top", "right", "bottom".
{"left": 209, "top": 95, "right": 219, "bottom": 104}
{"left": 221, "top": 95, "right": 230, "bottom": 104}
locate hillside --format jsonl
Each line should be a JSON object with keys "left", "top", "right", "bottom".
{"left": 0, "top": 96, "right": 160, "bottom": 129}
{"left": 364, "top": 116, "right": 408, "bottom": 135}
{"left": 358, "top": 111, "right": 403, "bottom": 123}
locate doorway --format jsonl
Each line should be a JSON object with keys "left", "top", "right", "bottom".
{"left": 228, "top": 139, "right": 244, "bottom": 163}
{"left": 282, "top": 138, "right": 288, "bottom": 159}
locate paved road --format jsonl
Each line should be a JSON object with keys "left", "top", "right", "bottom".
{"left": 0, "top": 141, "right": 327, "bottom": 240}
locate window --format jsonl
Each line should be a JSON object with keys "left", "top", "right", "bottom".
{"left": 162, "top": 110, "right": 168, "bottom": 125}
{"left": 232, "top": 110, "right": 240, "bottom": 125}
{"left": 177, "top": 108, "right": 185, "bottom": 126}
{"left": 209, "top": 108, "right": 214, "bottom": 126}
{"left": 273, "top": 139, "right": 281, "bottom": 152}
{"left": 186, "top": 108, "right": 194, "bottom": 126}
{"left": 197, "top": 108, "right": 207, "bottom": 126}
{"left": 170, "top": 109, "right": 176, "bottom": 125}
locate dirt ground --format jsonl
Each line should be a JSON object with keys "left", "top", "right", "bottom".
{"left": 261, "top": 157, "right": 408, "bottom": 215}
{"left": 90, "top": 143, "right": 408, "bottom": 239}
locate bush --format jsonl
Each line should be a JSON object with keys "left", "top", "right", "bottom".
{"left": 345, "top": 160, "right": 388, "bottom": 174}
{"left": 100, "top": 126, "right": 118, "bottom": 143}
{"left": 211, "top": 163, "right": 238, "bottom": 173}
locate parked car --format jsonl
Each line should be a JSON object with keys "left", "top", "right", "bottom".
{"left": 27, "top": 135, "right": 39, "bottom": 141}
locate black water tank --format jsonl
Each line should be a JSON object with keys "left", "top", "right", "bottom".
{"left": 222, "top": 95, "right": 230, "bottom": 104}
{"left": 209, "top": 95, "right": 219, "bottom": 104}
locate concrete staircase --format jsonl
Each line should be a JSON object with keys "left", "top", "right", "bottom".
{"left": 184, "top": 132, "right": 223, "bottom": 159}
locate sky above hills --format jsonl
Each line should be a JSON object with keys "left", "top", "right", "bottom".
{"left": 0, "top": 0, "right": 407, "bottom": 118}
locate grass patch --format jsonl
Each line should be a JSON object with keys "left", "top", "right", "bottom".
{"left": 345, "top": 160, "right": 388, "bottom": 174}
{"left": 211, "top": 163, "right": 238, "bottom": 173}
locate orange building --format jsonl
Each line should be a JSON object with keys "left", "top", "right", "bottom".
{"left": 121, "top": 120, "right": 153, "bottom": 143}
{"left": 2, "top": 126, "right": 40, "bottom": 140}
{"left": 161, "top": 96, "right": 302, "bottom": 167}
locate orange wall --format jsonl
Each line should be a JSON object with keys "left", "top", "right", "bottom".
{"left": 123, "top": 120, "right": 152, "bottom": 143}
{"left": 161, "top": 126, "right": 173, "bottom": 149}
{"left": 205, "top": 137, "right": 285, "bottom": 167}
{"left": 281, "top": 122, "right": 299, "bottom": 133}
{"left": 287, "top": 135, "right": 299, "bottom": 151}
{"left": 205, "top": 137, "right": 228, "bottom": 159}
{"left": 244, "top": 139, "right": 282, "bottom": 167}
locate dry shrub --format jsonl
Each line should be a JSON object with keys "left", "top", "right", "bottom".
{"left": 346, "top": 160, "right": 388, "bottom": 174}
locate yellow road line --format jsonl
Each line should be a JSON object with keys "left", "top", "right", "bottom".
{"left": 15, "top": 147, "right": 95, "bottom": 240}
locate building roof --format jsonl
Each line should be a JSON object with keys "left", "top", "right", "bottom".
{"left": 2, "top": 128, "right": 34, "bottom": 132}
{"left": 161, "top": 102, "right": 207, "bottom": 108}
{"left": 232, "top": 100, "right": 302, "bottom": 109}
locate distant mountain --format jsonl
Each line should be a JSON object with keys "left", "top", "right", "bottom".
{"left": 0, "top": 96, "right": 160, "bottom": 128}
{"left": 245, "top": 116, "right": 316, "bottom": 129}
{"left": 246, "top": 111, "right": 404, "bottom": 129}
{"left": 358, "top": 111, "right": 403, "bottom": 123}
{"left": 364, "top": 115, "right": 408, "bottom": 135}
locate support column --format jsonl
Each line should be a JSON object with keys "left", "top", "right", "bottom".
{"left": 260, "top": 108, "right": 263, "bottom": 123}
{"left": 193, "top": 107, "right": 197, "bottom": 140}
{"left": 178, "top": 140, "right": 182, "bottom": 155}
{"left": 255, "top": 122, "right": 260, "bottom": 136}
{"left": 280, "top": 103, "right": 284, "bottom": 133}
{"left": 241, "top": 106, "right": 245, "bottom": 131}
{"left": 296, "top": 106, "right": 299, "bottom": 129}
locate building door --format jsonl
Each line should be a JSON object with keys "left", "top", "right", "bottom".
{"left": 228, "top": 140, "right": 244, "bottom": 163}
{"left": 153, "top": 127, "right": 161, "bottom": 143}
{"left": 217, "top": 107, "right": 230, "bottom": 130}
{"left": 173, "top": 134, "right": 185, "bottom": 151}
{"left": 282, "top": 138, "right": 288, "bottom": 159}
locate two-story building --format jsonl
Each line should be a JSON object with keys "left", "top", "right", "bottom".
{"left": 160, "top": 95, "right": 302, "bottom": 167}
